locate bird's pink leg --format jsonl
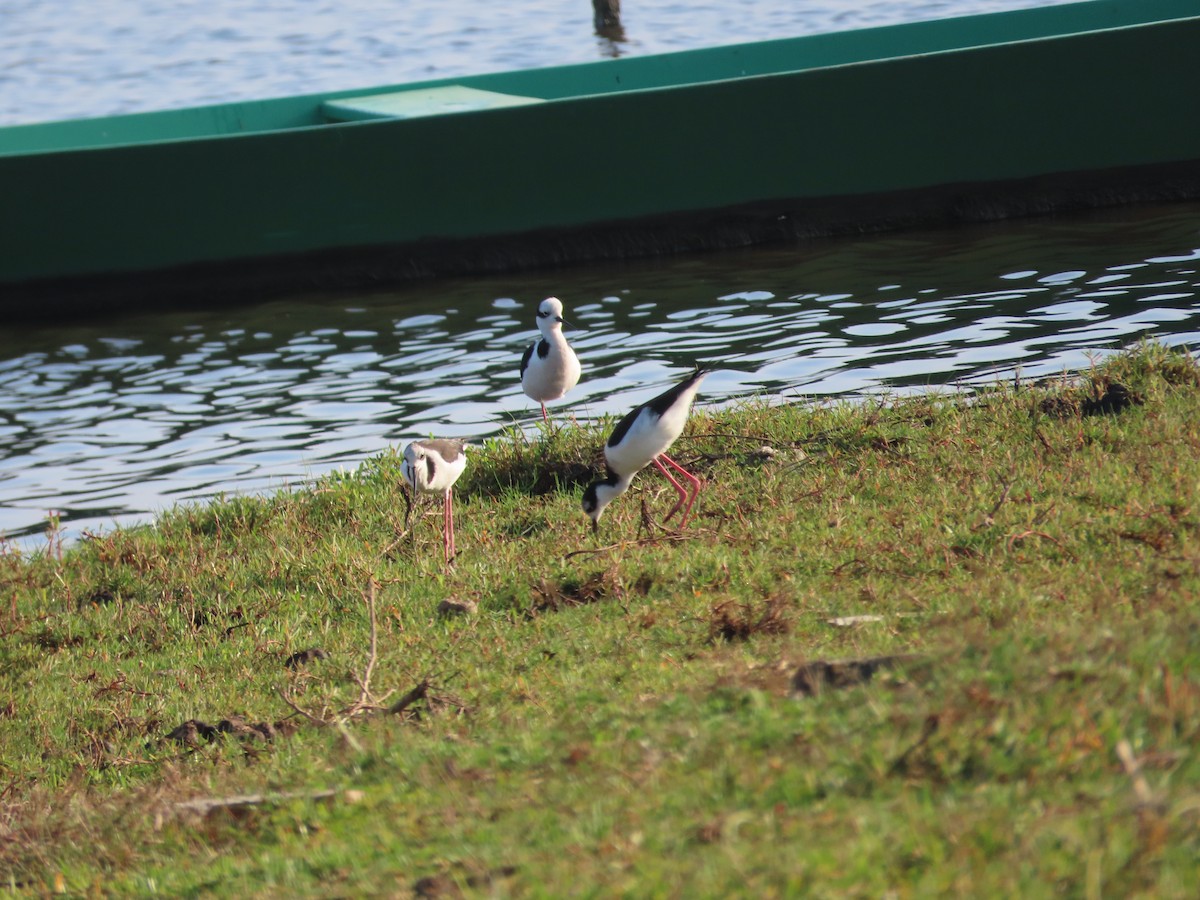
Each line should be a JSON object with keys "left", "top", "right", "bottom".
{"left": 541, "top": 404, "right": 550, "bottom": 423}
{"left": 651, "top": 456, "right": 690, "bottom": 523}
{"left": 444, "top": 490, "right": 456, "bottom": 561}
{"left": 658, "top": 453, "right": 702, "bottom": 527}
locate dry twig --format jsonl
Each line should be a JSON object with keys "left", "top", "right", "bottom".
{"left": 278, "top": 578, "right": 386, "bottom": 726}
{"left": 1115, "top": 738, "right": 1162, "bottom": 810}
{"left": 563, "top": 531, "right": 693, "bottom": 561}
{"left": 972, "top": 473, "right": 1014, "bottom": 532}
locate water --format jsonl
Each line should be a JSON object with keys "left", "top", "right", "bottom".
{"left": 1, "top": 0, "right": 1077, "bottom": 126}
{"left": 3, "top": 202, "right": 1199, "bottom": 545}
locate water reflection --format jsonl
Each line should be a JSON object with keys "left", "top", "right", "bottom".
{"left": 2, "top": 202, "right": 1198, "bottom": 543}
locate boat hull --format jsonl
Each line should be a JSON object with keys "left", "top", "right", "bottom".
{"left": 3, "top": 0, "right": 1200, "bottom": 313}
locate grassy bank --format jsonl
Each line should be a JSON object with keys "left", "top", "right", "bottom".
{"left": 2, "top": 342, "right": 1199, "bottom": 897}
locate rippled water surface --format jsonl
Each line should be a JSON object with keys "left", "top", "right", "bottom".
{"left": 3, "top": 203, "right": 1199, "bottom": 543}
{"left": 2, "top": 0, "right": 1076, "bottom": 125}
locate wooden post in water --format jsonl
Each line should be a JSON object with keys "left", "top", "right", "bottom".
{"left": 593, "top": 0, "right": 624, "bottom": 48}
{"left": 593, "top": 0, "right": 621, "bottom": 30}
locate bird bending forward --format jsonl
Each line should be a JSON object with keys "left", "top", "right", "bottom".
{"left": 401, "top": 439, "right": 468, "bottom": 562}
{"left": 581, "top": 367, "right": 709, "bottom": 532}
{"left": 520, "top": 297, "right": 581, "bottom": 423}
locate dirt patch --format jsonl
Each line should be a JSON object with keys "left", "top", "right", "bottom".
{"left": 1036, "top": 381, "right": 1147, "bottom": 422}
{"left": 414, "top": 865, "right": 518, "bottom": 898}
{"left": 1039, "top": 381, "right": 1145, "bottom": 419}
{"left": 706, "top": 596, "right": 790, "bottom": 643}
{"left": 32, "top": 628, "right": 85, "bottom": 652}
{"left": 79, "top": 588, "right": 117, "bottom": 609}
{"left": 791, "top": 654, "right": 924, "bottom": 697}
{"left": 437, "top": 598, "right": 478, "bottom": 617}
{"left": 530, "top": 570, "right": 622, "bottom": 615}
{"left": 1082, "top": 382, "right": 1144, "bottom": 417}
{"left": 1038, "top": 395, "right": 1080, "bottom": 419}
{"left": 164, "top": 716, "right": 297, "bottom": 748}
{"left": 284, "top": 647, "right": 329, "bottom": 669}
{"left": 869, "top": 435, "right": 908, "bottom": 453}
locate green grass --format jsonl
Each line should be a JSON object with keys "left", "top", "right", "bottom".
{"left": 2, "top": 341, "right": 1199, "bottom": 897}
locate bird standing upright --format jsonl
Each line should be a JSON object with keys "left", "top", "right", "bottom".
{"left": 401, "top": 439, "right": 468, "bottom": 562}
{"left": 581, "top": 367, "right": 709, "bottom": 532}
{"left": 520, "top": 297, "right": 581, "bottom": 423}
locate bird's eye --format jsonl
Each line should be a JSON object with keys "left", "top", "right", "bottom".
{"left": 537, "top": 311, "right": 549, "bottom": 318}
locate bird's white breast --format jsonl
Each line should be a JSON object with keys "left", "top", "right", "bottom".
{"left": 522, "top": 335, "right": 581, "bottom": 402}
{"left": 605, "top": 406, "right": 681, "bottom": 475}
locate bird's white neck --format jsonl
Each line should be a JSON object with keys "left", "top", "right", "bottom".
{"left": 602, "top": 469, "right": 634, "bottom": 500}
{"left": 588, "top": 469, "right": 634, "bottom": 523}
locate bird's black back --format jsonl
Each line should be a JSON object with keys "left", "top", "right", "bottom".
{"left": 606, "top": 366, "right": 709, "bottom": 449}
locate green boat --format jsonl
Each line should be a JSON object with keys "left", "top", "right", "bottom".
{"left": 4, "top": 0, "right": 1200, "bottom": 315}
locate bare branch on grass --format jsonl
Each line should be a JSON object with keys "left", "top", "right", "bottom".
{"left": 347, "top": 579, "right": 380, "bottom": 715}
{"left": 888, "top": 713, "right": 941, "bottom": 775}
{"left": 1005, "top": 529, "right": 1076, "bottom": 559}
{"left": 1116, "top": 738, "right": 1164, "bottom": 811}
{"left": 276, "top": 578, "right": 463, "bottom": 736}
{"left": 972, "top": 476, "right": 1014, "bottom": 532}
{"left": 563, "top": 531, "right": 695, "bottom": 561}
{"left": 278, "top": 578, "right": 386, "bottom": 727}
{"left": 684, "top": 431, "right": 799, "bottom": 449}
{"left": 175, "top": 789, "right": 338, "bottom": 817}
{"left": 169, "top": 788, "right": 366, "bottom": 824}
{"left": 276, "top": 689, "right": 331, "bottom": 727}
{"left": 388, "top": 680, "right": 430, "bottom": 717}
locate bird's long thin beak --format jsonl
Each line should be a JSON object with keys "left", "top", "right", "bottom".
{"left": 591, "top": 518, "right": 598, "bottom": 535}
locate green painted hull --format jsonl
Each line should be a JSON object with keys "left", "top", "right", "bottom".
{"left": 3, "top": 0, "right": 1200, "bottom": 311}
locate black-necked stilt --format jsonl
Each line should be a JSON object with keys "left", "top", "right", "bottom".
{"left": 520, "top": 297, "right": 581, "bottom": 422}
{"left": 401, "top": 439, "right": 468, "bottom": 561}
{"left": 581, "top": 366, "right": 709, "bottom": 532}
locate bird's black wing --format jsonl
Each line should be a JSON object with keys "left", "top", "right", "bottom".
{"left": 606, "top": 367, "right": 708, "bottom": 449}
{"left": 643, "top": 367, "right": 708, "bottom": 418}
{"left": 519, "top": 342, "right": 535, "bottom": 379}
{"left": 605, "top": 400, "right": 645, "bottom": 449}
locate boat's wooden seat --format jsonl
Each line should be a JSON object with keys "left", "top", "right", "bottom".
{"left": 321, "top": 86, "right": 544, "bottom": 123}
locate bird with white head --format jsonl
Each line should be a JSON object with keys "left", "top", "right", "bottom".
{"left": 401, "top": 438, "right": 468, "bottom": 562}
{"left": 520, "top": 297, "right": 582, "bottom": 423}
